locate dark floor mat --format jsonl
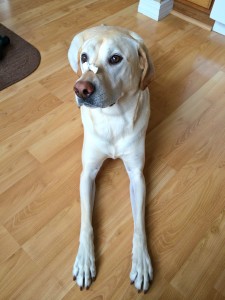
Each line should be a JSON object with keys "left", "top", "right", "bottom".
{"left": 0, "top": 24, "right": 41, "bottom": 91}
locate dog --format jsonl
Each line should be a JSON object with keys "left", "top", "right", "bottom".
{"left": 68, "top": 25, "right": 154, "bottom": 293}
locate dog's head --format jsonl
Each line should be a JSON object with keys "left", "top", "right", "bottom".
{"left": 68, "top": 25, "right": 154, "bottom": 108}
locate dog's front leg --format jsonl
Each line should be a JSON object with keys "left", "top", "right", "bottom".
{"left": 73, "top": 163, "right": 100, "bottom": 290}
{"left": 123, "top": 157, "right": 153, "bottom": 293}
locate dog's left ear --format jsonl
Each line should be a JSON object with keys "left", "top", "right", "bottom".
{"left": 68, "top": 33, "right": 84, "bottom": 73}
{"left": 138, "top": 44, "right": 155, "bottom": 90}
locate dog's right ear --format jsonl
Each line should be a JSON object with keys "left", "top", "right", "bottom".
{"left": 68, "top": 33, "right": 84, "bottom": 74}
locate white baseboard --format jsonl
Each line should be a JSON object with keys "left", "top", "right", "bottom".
{"left": 212, "top": 21, "right": 225, "bottom": 36}
{"left": 138, "top": 0, "right": 174, "bottom": 21}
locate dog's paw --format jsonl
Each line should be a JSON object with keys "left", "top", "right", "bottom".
{"left": 72, "top": 241, "right": 96, "bottom": 290}
{"left": 130, "top": 244, "right": 153, "bottom": 293}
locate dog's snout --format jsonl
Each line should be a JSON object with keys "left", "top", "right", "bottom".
{"left": 74, "top": 81, "right": 95, "bottom": 99}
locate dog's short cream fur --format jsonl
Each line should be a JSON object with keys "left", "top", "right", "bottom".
{"left": 68, "top": 25, "right": 154, "bottom": 293}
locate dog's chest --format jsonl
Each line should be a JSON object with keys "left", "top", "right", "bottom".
{"left": 81, "top": 95, "right": 150, "bottom": 158}
{"left": 83, "top": 108, "right": 132, "bottom": 142}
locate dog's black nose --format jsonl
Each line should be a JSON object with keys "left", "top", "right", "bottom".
{"left": 74, "top": 81, "right": 95, "bottom": 99}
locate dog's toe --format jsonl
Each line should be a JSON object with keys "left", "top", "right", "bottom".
{"left": 130, "top": 245, "right": 153, "bottom": 293}
{"left": 143, "top": 270, "right": 151, "bottom": 292}
{"left": 73, "top": 268, "right": 93, "bottom": 290}
{"left": 130, "top": 270, "right": 137, "bottom": 284}
{"left": 134, "top": 272, "right": 144, "bottom": 291}
{"left": 130, "top": 268, "right": 152, "bottom": 293}
{"left": 72, "top": 253, "right": 96, "bottom": 290}
{"left": 84, "top": 268, "right": 92, "bottom": 288}
{"left": 72, "top": 239, "right": 96, "bottom": 290}
{"left": 73, "top": 264, "right": 96, "bottom": 290}
{"left": 75, "top": 268, "right": 84, "bottom": 288}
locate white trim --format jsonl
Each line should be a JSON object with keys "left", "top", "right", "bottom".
{"left": 210, "top": 0, "right": 225, "bottom": 36}
{"left": 212, "top": 21, "right": 225, "bottom": 36}
{"left": 210, "top": 0, "right": 225, "bottom": 25}
{"left": 138, "top": 0, "right": 174, "bottom": 21}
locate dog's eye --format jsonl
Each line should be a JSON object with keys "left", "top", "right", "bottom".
{"left": 81, "top": 53, "right": 88, "bottom": 63}
{"left": 109, "top": 54, "right": 123, "bottom": 65}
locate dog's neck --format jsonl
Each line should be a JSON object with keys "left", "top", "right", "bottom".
{"left": 80, "top": 88, "right": 150, "bottom": 147}
{"left": 80, "top": 88, "right": 149, "bottom": 138}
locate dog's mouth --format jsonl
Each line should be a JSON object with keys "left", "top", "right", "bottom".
{"left": 76, "top": 96, "right": 116, "bottom": 109}
{"left": 82, "top": 102, "right": 115, "bottom": 108}
{"left": 82, "top": 102, "right": 99, "bottom": 108}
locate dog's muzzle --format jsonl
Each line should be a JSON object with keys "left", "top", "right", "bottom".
{"left": 74, "top": 80, "right": 99, "bottom": 108}
{"left": 74, "top": 80, "right": 95, "bottom": 100}
{"left": 74, "top": 80, "right": 116, "bottom": 108}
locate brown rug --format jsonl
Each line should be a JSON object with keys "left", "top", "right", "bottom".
{"left": 0, "top": 24, "right": 41, "bottom": 91}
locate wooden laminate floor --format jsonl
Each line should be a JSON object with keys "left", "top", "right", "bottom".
{"left": 1, "top": 1, "right": 225, "bottom": 299}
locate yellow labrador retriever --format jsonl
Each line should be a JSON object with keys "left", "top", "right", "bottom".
{"left": 68, "top": 25, "right": 154, "bottom": 293}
